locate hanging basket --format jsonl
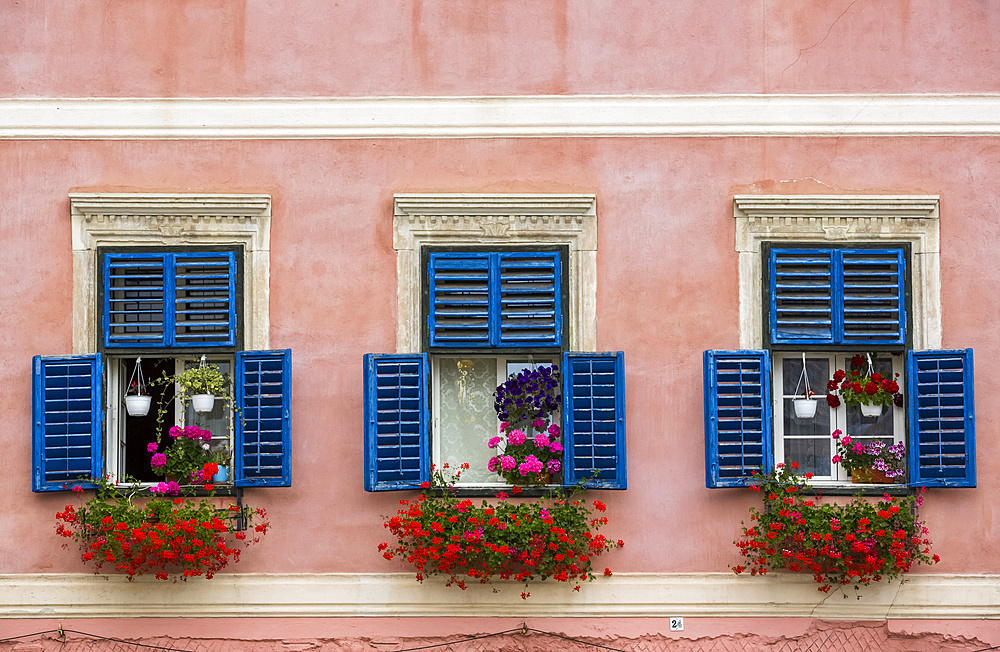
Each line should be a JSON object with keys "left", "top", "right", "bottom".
{"left": 191, "top": 394, "right": 216, "bottom": 413}
{"left": 793, "top": 398, "right": 818, "bottom": 419}
{"left": 860, "top": 403, "right": 883, "bottom": 418}
{"left": 124, "top": 394, "right": 152, "bottom": 417}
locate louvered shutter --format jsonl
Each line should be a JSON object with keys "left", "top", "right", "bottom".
{"left": 428, "top": 251, "right": 562, "bottom": 348}
{"left": 363, "top": 353, "right": 429, "bottom": 491}
{"left": 769, "top": 248, "right": 905, "bottom": 346}
{"left": 907, "top": 349, "right": 975, "bottom": 487}
{"left": 562, "top": 351, "right": 626, "bottom": 489}
{"left": 234, "top": 349, "right": 291, "bottom": 487}
{"left": 104, "top": 252, "right": 237, "bottom": 348}
{"left": 32, "top": 354, "right": 103, "bottom": 492}
{"left": 704, "top": 350, "right": 772, "bottom": 488}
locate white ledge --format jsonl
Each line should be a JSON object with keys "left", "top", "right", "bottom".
{"left": 2, "top": 573, "right": 999, "bottom": 620}
{"left": 3, "top": 95, "right": 1000, "bottom": 139}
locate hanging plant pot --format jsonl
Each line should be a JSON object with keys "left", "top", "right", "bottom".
{"left": 213, "top": 465, "right": 229, "bottom": 482}
{"left": 124, "top": 394, "right": 152, "bottom": 417}
{"left": 793, "top": 398, "right": 818, "bottom": 419}
{"left": 191, "top": 394, "right": 216, "bottom": 413}
{"left": 860, "top": 403, "right": 883, "bottom": 418}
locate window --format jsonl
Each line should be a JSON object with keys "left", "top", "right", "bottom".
{"left": 363, "top": 194, "right": 626, "bottom": 491}
{"left": 31, "top": 194, "right": 291, "bottom": 492}
{"left": 704, "top": 196, "right": 975, "bottom": 489}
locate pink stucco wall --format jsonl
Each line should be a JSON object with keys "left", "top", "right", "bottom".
{"left": 2, "top": 136, "right": 999, "bottom": 577}
{"left": 2, "top": 1, "right": 999, "bottom": 97}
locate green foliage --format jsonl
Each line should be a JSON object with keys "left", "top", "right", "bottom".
{"left": 732, "top": 464, "right": 938, "bottom": 596}
{"left": 379, "top": 464, "right": 623, "bottom": 599}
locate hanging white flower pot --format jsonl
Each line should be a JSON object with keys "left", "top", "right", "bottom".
{"left": 125, "top": 394, "right": 151, "bottom": 417}
{"left": 860, "top": 403, "right": 883, "bottom": 418}
{"left": 191, "top": 394, "right": 216, "bottom": 413}
{"left": 793, "top": 397, "right": 818, "bottom": 419}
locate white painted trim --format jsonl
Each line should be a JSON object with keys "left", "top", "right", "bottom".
{"left": 3, "top": 95, "right": 1000, "bottom": 139}
{"left": 392, "top": 193, "right": 597, "bottom": 353}
{"left": 3, "top": 573, "right": 999, "bottom": 620}
{"left": 69, "top": 193, "right": 272, "bottom": 353}
{"left": 733, "top": 195, "right": 940, "bottom": 350}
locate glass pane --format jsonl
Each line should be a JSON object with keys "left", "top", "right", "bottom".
{"left": 784, "top": 438, "right": 831, "bottom": 477}
{"left": 184, "top": 360, "right": 232, "bottom": 458}
{"left": 782, "top": 397, "right": 831, "bottom": 436}
{"left": 782, "top": 357, "right": 829, "bottom": 397}
{"left": 437, "top": 358, "right": 498, "bottom": 483}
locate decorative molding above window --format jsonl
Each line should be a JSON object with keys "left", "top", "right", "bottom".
{"left": 69, "top": 193, "right": 271, "bottom": 353}
{"left": 392, "top": 194, "right": 597, "bottom": 353}
{"left": 733, "top": 195, "right": 940, "bottom": 350}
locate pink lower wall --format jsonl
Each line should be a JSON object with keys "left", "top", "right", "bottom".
{"left": 2, "top": 135, "right": 1000, "bottom": 579}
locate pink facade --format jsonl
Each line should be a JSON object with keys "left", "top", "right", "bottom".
{"left": 2, "top": 2, "right": 1000, "bottom": 650}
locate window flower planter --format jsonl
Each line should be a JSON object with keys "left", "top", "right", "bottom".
{"left": 732, "top": 464, "right": 937, "bottom": 595}
{"left": 55, "top": 477, "right": 268, "bottom": 581}
{"left": 379, "top": 464, "right": 623, "bottom": 599}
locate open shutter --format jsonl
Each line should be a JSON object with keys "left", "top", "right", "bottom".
{"left": 704, "top": 350, "right": 772, "bottom": 488}
{"left": 104, "top": 251, "right": 237, "bottom": 348}
{"left": 562, "top": 351, "right": 626, "bottom": 489}
{"left": 32, "top": 354, "right": 103, "bottom": 492}
{"left": 364, "top": 353, "right": 429, "bottom": 491}
{"left": 908, "top": 349, "right": 975, "bottom": 487}
{"left": 234, "top": 349, "right": 291, "bottom": 487}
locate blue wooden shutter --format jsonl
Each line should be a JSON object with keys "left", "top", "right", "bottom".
{"left": 841, "top": 249, "right": 906, "bottom": 344}
{"left": 173, "top": 252, "right": 237, "bottom": 346}
{"left": 704, "top": 350, "right": 772, "bottom": 488}
{"left": 498, "top": 252, "right": 561, "bottom": 346}
{"left": 770, "top": 249, "right": 834, "bottom": 343}
{"left": 907, "top": 349, "right": 975, "bottom": 487}
{"left": 234, "top": 349, "right": 291, "bottom": 487}
{"left": 428, "top": 253, "right": 492, "bottom": 347}
{"left": 769, "top": 248, "right": 905, "bottom": 346}
{"left": 104, "top": 252, "right": 237, "bottom": 348}
{"left": 363, "top": 353, "right": 429, "bottom": 491}
{"left": 32, "top": 354, "right": 103, "bottom": 492}
{"left": 561, "top": 351, "right": 626, "bottom": 489}
{"left": 428, "top": 251, "right": 562, "bottom": 348}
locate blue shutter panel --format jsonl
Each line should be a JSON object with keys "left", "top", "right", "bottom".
{"left": 561, "top": 351, "right": 626, "bottom": 489}
{"left": 498, "top": 252, "right": 561, "bottom": 347}
{"left": 428, "top": 251, "right": 562, "bottom": 348}
{"left": 364, "top": 353, "right": 430, "bottom": 491}
{"left": 32, "top": 354, "right": 103, "bottom": 492}
{"left": 907, "top": 349, "right": 975, "bottom": 488}
{"left": 234, "top": 349, "right": 291, "bottom": 487}
{"left": 704, "top": 350, "right": 772, "bottom": 488}
{"left": 104, "top": 252, "right": 237, "bottom": 348}
{"left": 841, "top": 249, "right": 905, "bottom": 345}
{"left": 770, "top": 249, "right": 834, "bottom": 343}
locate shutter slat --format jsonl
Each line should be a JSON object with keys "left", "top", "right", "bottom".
{"left": 364, "top": 353, "right": 429, "bottom": 491}
{"left": 704, "top": 350, "right": 772, "bottom": 488}
{"left": 562, "top": 351, "right": 626, "bottom": 489}
{"left": 32, "top": 354, "right": 103, "bottom": 492}
{"left": 234, "top": 349, "right": 291, "bottom": 487}
{"left": 908, "top": 349, "right": 975, "bottom": 487}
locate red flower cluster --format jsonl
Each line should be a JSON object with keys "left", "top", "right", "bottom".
{"left": 732, "top": 465, "right": 937, "bottom": 594}
{"left": 826, "top": 356, "right": 903, "bottom": 410}
{"left": 55, "top": 477, "right": 268, "bottom": 581}
{"left": 379, "top": 464, "right": 623, "bottom": 598}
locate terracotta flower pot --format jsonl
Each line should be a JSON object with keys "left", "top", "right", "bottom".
{"left": 851, "top": 466, "right": 892, "bottom": 484}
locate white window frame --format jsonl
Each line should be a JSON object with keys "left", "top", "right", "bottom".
{"left": 69, "top": 193, "right": 271, "bottom": 481}
{"left": 772, "top": 352, "right": 905, "bottom": 484}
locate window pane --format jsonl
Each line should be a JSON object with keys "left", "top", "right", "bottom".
{"left": 784, "top": 438, "right": 831, "bottom": 477}
{"left": 782, "top": 357, "right": 829, "bottom": 396}
{"left": 437, "top": 358, "right": 497, "bottom": 483}
{"left": 183, "top": 360, "right": 232, "bottom": 461}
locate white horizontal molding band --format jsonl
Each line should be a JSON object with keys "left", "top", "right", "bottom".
{"left": 3, "top": 573, "right": 999, "bottom": 620}
{"left": 3, "top": 95, "right": 1000, "bottom": 139}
